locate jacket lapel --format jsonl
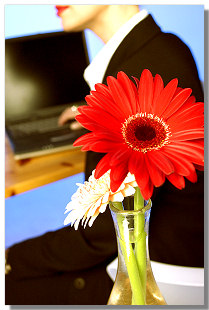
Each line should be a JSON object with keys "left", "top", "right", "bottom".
{"left": 103, "top": 14, "right": 161, "bottom": 81}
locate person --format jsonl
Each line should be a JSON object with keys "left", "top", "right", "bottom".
{"left": 5, "top": 5, "right": 204, "bottom": 305}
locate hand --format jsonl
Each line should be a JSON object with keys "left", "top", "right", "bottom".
{"left": 58, "top": 106, "right": 83, "bottom": 130}
{"left": 5, "top": 248, "right": 11, "bottom": 275}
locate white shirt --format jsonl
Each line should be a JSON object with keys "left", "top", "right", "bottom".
{"left": 84, "top": 10, "right": 148, "bottom": 90}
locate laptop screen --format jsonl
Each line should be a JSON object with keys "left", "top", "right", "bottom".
{"left": 5, "top": 31, "right": 90, "bottom": 122}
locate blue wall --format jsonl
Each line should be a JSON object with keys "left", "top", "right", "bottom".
{"left": 5, "top": 5, "right": 204, "bottom": 248}
{"left": 5, "top": 173, "right": 84, "bottom": 248}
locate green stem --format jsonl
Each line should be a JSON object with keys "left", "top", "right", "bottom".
{"left": 133, "top": 187, "right": 144, "bottom": 246}
{"left": 134, "top": 187, "right": 144, "bottom": 210}
{"left": 135, "top": 228, "right": 146, "bottom": 296}
{"left": 134, "top": 188, "right": 147, "bottom": 300}
{"left": 111, "top": 201, "right": 124, "bottom": 211}
{"left": 111, "top": 200, "right": 146, "bottom": 305}
{"left": 119, "top": 238, "right": 145, "bottom": 305}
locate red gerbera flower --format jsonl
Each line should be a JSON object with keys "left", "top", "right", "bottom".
{"left": 74, "top": 69, "right": 204, "bottom": 200}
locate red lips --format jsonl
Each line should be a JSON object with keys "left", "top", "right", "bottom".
{"left": 55, "top": 5, "right": 69, "bottom": 17}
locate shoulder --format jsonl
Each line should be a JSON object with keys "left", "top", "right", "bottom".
{"left": 105, "top": 27, "right": 203, "bottom": 100}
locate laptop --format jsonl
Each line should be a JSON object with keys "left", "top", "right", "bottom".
{"left": 5, "top": 31, "right": 90, "bottom": 160}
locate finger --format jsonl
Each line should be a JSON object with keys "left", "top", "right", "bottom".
{"left": 58, "top": 108, "right": 75, "bottom": 125}
{"left": 70, "top": 121, "right": 83, "bottom": 130}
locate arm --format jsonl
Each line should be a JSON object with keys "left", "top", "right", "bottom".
{"left": 6, "top": 209, "right": 117, "bottom": 280}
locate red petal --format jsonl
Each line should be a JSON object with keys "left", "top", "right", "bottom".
{"left": 137, "top": 69, "right": 154, "bottom": 113}
{"left": 132, "top": 153, "right": 150, "bottom": 188}
{"left": 107, "top": 76, "right": 133, "bottom": 116}
{"left": 128, "top": 151, "right": 141, "bottom": 175}
{"left": 110, "top": 148, "right": 131, "bottom": 165}
{"left": 132, "top": 76, "right": 140, "bottom": 88}
{"left": 185, "top": 170, "right": 197, "bottom": 183}
{"left": 194, "top": 164, "right": 204, "bottom": 171}
{"left": 129, "top": 152, "right": 154, "bottom": 199}
{"left": 76, "top": 114, "right": 104, "bottom": 132}
{"left": 169, "top": 115, "right": 204, "bottom": 132}
{"left": 172, "top": 95, "right": 197, "bottom": 114}
{"left": 73, "top": 132, "right": 95, "bottom": 147}
{"left": 110, "top": 178, "right": 124, "bottom": 193}
{"left": 153, "top": 78, "right": 178, "bottom": 116}
{"left": 140, "top": 179, "right": 154, "bottom": 200}
{"left": 85, "top": 92, "right": 126, "bottom": 119}
{"left": 171, "top": 129, "right": 204, "bottom": 141}
{"left": 145, "top": 155, "right": 165, "bottom": 187}
{"left": 76, "top": 113, "right": 124, "bottom": 137}
{"left": 74, "top": 131, "right": 122, "bottom": 153}
{"left": 163, "top": 142, "right": 204, "bottom": 166}
{"left": 94, "top": 82, "right": 109, "bottom": 96}
{"left": 162, "top": 149, "right": 195, "bottom": 176}
{"left": 173, "top": 87, "right": 183, "bottom": 97}
{"left": 151, "top": 74, "right": 164, "bottom": 113}
{"left": 166, "top": 173, "right": 185, "bottom": 189}
{"left": 110, "top": 162, "right": 129, "bottom": 192}
{"left": 95, "top": 131, "right": 123, "bottom": 141}
{"left": 117, "top": 72, "right": 139, "bottom": 114}
{"left": 89, "top": 140, "right": 123, "bottom": 153}
{"left": 162, "top": 88, "right": 192, "bottom": 119}
{"left": 148, "top": 151, "right": 174, "bottom": 175}
{"left": 167, "top": 102, "right": 204, "bottom": 125}
{"left": 79, "top": 106, "right": 122, "bottom": 133}
{"left": 95, "top": 153, "right": 112, "bottom": 179}
{"left": 110, "top": 161, "right": 129, "bottom": 182}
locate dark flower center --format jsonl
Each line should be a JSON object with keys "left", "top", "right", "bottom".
{"left": 122, "top": 113, "right": 171, "bottom": 153}
{"left": 135, "top": 125, "right": 156, "bottom": 141}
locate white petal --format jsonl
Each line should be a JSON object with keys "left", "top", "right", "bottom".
{"left": 74, "top": 219, "right": 80, "bottom": 230}
{"left": 101, "top": 192, "right": 110, "bottom": 204}
{"left": 111, "top": 192, "right": 125, "bottom": 202}
{"left": 99, "top": 202, "right": 108, "bottom": 213}
{"left": 64, "top": 214, "right": 72, "bottom": 226}
{"left": 82, "top": 216, "right": 89, "bottom": 228}
{"left": 64, "top": 201, "right": 77, "bottom": 214}
{"left": 88, "top": 214, "right": 99, "bottom": 227}
{"left": 124, "top": 173, "right": 136, "bottom": 183}
{"left": 122, "top": 185, "right": 136, "bottom": 196}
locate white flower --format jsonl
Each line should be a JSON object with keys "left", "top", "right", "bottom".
{"left": 64, "top": 170, "right": 137, "bottom": 229}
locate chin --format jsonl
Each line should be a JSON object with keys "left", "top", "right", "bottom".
{"left": 63, "top": 22, "right": 85, "bottom": 32}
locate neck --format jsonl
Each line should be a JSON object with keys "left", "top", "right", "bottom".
{"left": 89, "top": 5, "right": 140, "bottom": 43}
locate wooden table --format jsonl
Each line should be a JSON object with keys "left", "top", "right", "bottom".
{"left": 5, "top": 135, "right": 86, "bottom": 198}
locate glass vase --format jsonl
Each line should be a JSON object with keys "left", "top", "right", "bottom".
{"left": 107, "top": 199, "right": 167, "bottom": 305}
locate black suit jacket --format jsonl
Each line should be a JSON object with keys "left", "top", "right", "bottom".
{"left": 6, "top": 15, "right": 204, "bottom": 305}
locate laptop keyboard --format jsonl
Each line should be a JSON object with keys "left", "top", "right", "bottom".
{"left": 8, "top": 116, "right": 70, "bottom": 137}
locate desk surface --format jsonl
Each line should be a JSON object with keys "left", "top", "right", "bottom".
{"left": 5, "top": 135, "right": 86, "bottom": 198}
